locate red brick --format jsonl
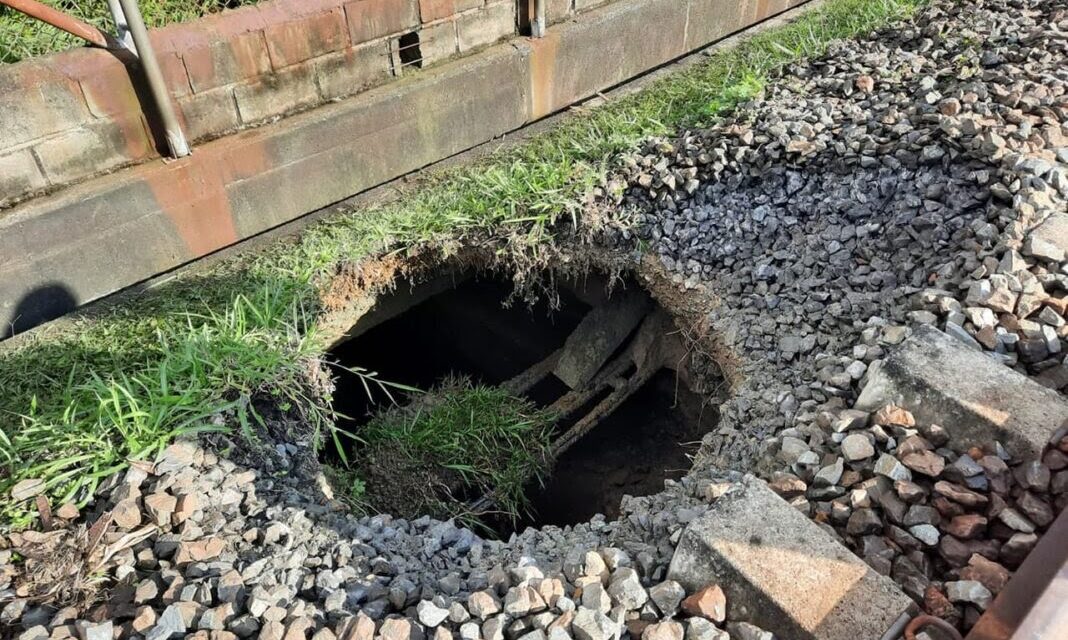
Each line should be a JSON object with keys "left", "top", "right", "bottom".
{"left": 419, "top": 0, "right": 482, "bottom": 22}
{"left": 183, "top": 31, "right": 273, "bottom": 94}
{"left": 158, "top": 50, "right": 194, "bottom": 97}
{"left": 33, "top": 116, "right": 155, "bottom": 185}
{"left": 417, "top": 20, "right": 459, "bottom": 65}
{"left": 344, "top": 0, "right": 420, "bottom": 43}
{"left": 456, "top": 1, "right": 514, "bottom": 52}
{"left": 233, "top": 65, "right": 320, "bottom": 124}
{"left": 313, "top": 43, "right": 392, "bottom": 100}
{"left": 265, "top": 9, "right": 350, "bottom": 69}
{"left": 419, "top": 0, "right": 456, "bottom": 22}
{"left": 0, "top": 59, "right": 92, "bottom": 148}
{"left": 546, "top": 0, "right": 571, "bottom": 25}
{"left": 69, "top": 55, "right": 144, "bottom": 119}
{"left": 177, "top": 86, "right": 242, "bottom": 141}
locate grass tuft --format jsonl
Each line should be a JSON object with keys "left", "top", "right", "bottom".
{"left": 352, "top": 376, "right": 556, "bottom": 521}
{"left": 0, "top": 0, "right": 922, "bottom": 525}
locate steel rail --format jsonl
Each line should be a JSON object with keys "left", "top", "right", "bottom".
{"left": 965, "top": 500, "right": 1068, "bottom": 640}
{"left": 0, "top": 0, "right": 111, "bottom": 48}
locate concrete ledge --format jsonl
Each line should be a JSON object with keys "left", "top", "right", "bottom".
{"left": 668, "top": 476, "right": 915, "bottom": 640}
{"left": 855, "top": 325, "right": 1068, "bottom": 459}
{"left": 0, "top": 0, "right": 813, "bottom": 335}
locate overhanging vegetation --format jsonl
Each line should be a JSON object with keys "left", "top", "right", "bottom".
{"left": 0, "top": 0, "right": 923, "bottom": 525}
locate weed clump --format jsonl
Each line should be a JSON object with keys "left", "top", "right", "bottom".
{"left": 338, "top": 377, "right": 555, "bottom": 523}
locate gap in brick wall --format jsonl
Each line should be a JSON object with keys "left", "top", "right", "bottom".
{"left": 398, "top": 32, "right": 423, "bottom": 69}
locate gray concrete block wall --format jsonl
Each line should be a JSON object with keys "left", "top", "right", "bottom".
{"left": 0, "top": 0, "right": 813, "bottom": 335}
{"left": 0, "top": 0, "right": 531, "bottom": 209}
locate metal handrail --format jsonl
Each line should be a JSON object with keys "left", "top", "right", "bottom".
{"left": 0, "top": 0, "right": 111, "bottom": 48}
{"left": 0, "top": 0, "right": 191, "bottom": 159}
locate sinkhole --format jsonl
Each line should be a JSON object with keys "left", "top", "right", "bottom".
{"left": 323, "top": 265, "right": 723, "bottom": 533}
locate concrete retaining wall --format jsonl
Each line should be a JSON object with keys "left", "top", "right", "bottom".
{"left": 0, "top": 0, "right": 806, "bottom": 335}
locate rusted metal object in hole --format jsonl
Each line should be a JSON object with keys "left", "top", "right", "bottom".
{"left": 965, "top": 499, "right": 1068, "bottom": 640}
{"left": 0, "top": 0, "right": 111, "bottom": 48}
{"left": 905, "top": 615, "right": 963, "bottom": 640}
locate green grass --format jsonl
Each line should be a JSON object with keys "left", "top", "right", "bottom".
{"left": 0, "top": 0, "right": 922, "bottom": 526}
{"left": 353, "top": 377, "right": 556, "bottom": 520}
{"left": 1, "top": 1, "right": 258, "bottom": 64}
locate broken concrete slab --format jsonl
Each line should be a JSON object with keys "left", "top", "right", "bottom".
{"left": 856, "top": 325, "right": 1068, "bottom": 459}
{"left": 668, "top": 476, "right": 915, "bottom": 640}
{"left": 553, "top": 289, "right": 651, "bottom": 389}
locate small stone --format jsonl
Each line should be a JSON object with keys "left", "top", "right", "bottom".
{"left": 1001, "top": 533, "right": 1039, "bottom": 568}
{"left": 680, "top": 584, "right": 726, "bottom": 623}
{"left": 606, "top": 568, "right": 647, "bottom": 610}
{"left": 641, "top": 621, "right": 683, "bottom": 640}
{"left": 112, "top": 498, "right": 142, "bottom": 529}
{"left": 379, "top": 619, "right": 414, "bottom": 640}
{"left": 1014, "top": 462, "right": 1051, "bottom": 492}
{"left": 648, "top": 580, "right": 685, "bottom": 617}
{"left": 997, "top": 508, "right": 1036, "bottom": 533}
{"left": 143, "top": 493, "right": 178, "bottom": 527}
{"left": 846, "top": 508, "right": 883, "bottom": 535}
{"left": 156, "top": 442, "right": 197, "bottom": 474}
{"left": 841, "top": 434, "right": 875, "bottom": 461}
{"left": 901, "top": 451, "right": 945, "bottom": 477}
{"left": 75, "top": 621, "right": 112, "bottom": 640}
{"left": 175, "top": 537, "right": 224, "bottom": 564}
{"left": 467, "top": 592, "right": 500, "bottom": 619}
{"left": 934, "top": 481, "right": 988, "bottom": 507}
{"left": 908, "top": 524, "right": 940, "bottom": 547}
{"left": 146, "top": 605, "right": 186, "bottom": 640}
{"left": 417, "top": 601, "right": 450, "bottom": 628}
{"left": 684, "top": 619, "right": 728, "bottom": 640}
{"left": 873, "top": 406, "right": 914, "bottom": 427}
{"left": 725, "top": 622, "right": 772, "bottom": 640}
{"left": 571, "top": 608, "right": 617, "bottom": 640}
{"left": 944, "top": 514, "right": 987, "bottom": 539}
{"left": 813, "top": 457, "right": 844, "bottom": 487}
{"left": 961, "top": 555, "right": 1011, "bottom": 594}
{"left": 875, "top": 454, "right": 912, "bottom": 482}
{"left": 946, "top": 580, "right": 992, "bottom": 610}
{"left": 833, "top": 410, "right": 869, "bottom": 433}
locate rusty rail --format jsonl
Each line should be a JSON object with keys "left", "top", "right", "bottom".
{"left": 965, "top": 501, "right": 1068, "bottom": 640}
{"left": 0, "top": 0, "right": 111, "bottom": 48}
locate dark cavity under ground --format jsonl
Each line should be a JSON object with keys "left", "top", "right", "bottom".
{"left": 326, "top": 270, "right": 719, "bottom": 531}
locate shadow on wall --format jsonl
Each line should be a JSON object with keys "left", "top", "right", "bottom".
{"left": 3, "top": 283, "right": 78, "bottom": 339}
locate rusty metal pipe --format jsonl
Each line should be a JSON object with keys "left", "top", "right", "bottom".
{"left": 531, "top": 0, "right": 545, "bottom": 37}
{"left": 905, "top": 615, "right": 963, "bottom": 640}
{"left": 0, "top": 0, "right": 110, "bottom": 48}
{"left": 116, "top": 0, "right": 190, "bottom": 158}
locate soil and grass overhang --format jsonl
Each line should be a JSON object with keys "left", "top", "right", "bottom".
{"left": 0, "top": 0, "right": 925, "bottom": 526}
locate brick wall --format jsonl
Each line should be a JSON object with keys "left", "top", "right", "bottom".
{"left": 0, "top": 0, "right": 793, "bottom": 209}
{"left": 1, "top": 0, "right": 811, "bottom": 335}
{"left": 0, "top": 0, "right": 537, "bottom": 208}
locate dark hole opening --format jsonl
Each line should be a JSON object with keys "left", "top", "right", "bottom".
{"left": 325, "top": 269, "right": 721, "bottom": 535}
{"left": 516, "top": 0, "right": 533, "bottom": 36}
{"left": 397, "top": 31, "right": 423, "bottom": 70}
